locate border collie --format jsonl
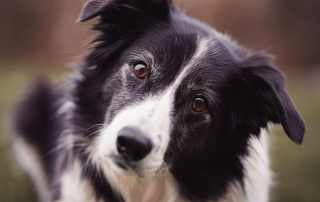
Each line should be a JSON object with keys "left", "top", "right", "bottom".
{"left": 12, "top": 0, "right": 305, "bottom": 201}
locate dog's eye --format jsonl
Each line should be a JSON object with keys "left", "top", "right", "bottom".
{"left": 133, "top": 63, "right": 148, "bottom": 78}
{"left": 192, "top": 97, "right": 207, "bottom": 112}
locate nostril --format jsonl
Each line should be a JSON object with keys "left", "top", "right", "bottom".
{"left": 118, "top": 136, "right": 127, "bottom": 147}
{"left": 117, "top": 136, "right": 127, "bottom": 153}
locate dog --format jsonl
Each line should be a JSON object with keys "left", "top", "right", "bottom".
{"left": 12, "top": 0, "right": 306, "bottom": 202}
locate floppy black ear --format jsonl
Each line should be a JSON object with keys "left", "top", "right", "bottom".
{"left": 78, "top": 0, "right": 172, "bottom": 22}
{"left": 77, "top": 0, "right": 173, "bottom": 67}
{"left": 232, "top": 54, "right": 305, "bottom": 145}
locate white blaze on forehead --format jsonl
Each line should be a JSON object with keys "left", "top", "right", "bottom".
{"left": 170, "top": 37, "right": 211, "bottom": 91}
{"left": 158, "top": 37, "right": 212, "bottom": 116}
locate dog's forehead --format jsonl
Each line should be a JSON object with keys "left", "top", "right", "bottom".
{"left": 128, "top": 27, "right": 234, "bottom": 81}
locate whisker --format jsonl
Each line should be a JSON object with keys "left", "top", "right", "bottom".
{"left": 86, "top": 130, "right": 103, "bottom": 139}
{"left": 42, "top": 143, "right": 68, "bottom": 157}
{"left": 42, "top": 135, "right": 80, "bottom": 157}
{"left": 86, "top": 124, "right": 105, "bottom": 131}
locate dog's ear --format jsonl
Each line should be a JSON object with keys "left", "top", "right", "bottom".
{"left": 77, "top": 0, "right": 173, "bottom": 67}
{"left": 77, "top": 0, "right": 109, "bottom": 22}
{"left": 231, "top": 53, "right": 305, "bottom": 145}
{"left": 77, "top": 0, "right": 172, "bottom": 22}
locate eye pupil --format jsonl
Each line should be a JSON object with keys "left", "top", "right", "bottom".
{"left": 134, "top": 63, "right": 148, "bottom": 78}
{"left": 192, "top": 97, "right": 206, "bottom": 112}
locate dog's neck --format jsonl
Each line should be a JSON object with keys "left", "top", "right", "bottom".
{"left": 220, "top": 129, "right": 271, "bottom": 202}
{"left": 97, "top": 130, "right": 271, "bottom": 202}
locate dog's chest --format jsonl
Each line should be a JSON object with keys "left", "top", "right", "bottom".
{"left": 104, "top": 170, "right": 186, "bottom": 202}
{"left": 57, "top": 160, "right": 105, "bottom": 202}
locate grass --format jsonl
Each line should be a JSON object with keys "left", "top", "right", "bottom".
{"left": 0, "top": 62, "right": 319, "bottom": 202}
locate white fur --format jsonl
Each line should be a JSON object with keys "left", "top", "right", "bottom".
{"left": 13, "top": 136, "right": 51, "bottom": 202}
{"left": 90, "top": 145, "right": 186, "bottom": 202}
{"left": 242, "top": 129, "right": 271, "bottom": 202}
{"left": 56, "top": 101, "right": 76, "bottom": 116}
{"left": 219, "top": 129, "right": 271, "bottom": 202}
{"left": 99, "top": 96, "right": 172, "bottom": 178}
{"left": 56, "top": 159, "right": 104, "bottom": 202}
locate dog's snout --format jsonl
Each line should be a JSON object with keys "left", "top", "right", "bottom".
{"left": 116, "top": 127, "right": 152, "bottom": 161}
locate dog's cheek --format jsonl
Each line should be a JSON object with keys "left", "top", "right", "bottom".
{"left": 179, "top": 112, "right": 212, "bottom": 147}
{"left": 98, "top": 124, "right": 119, "bottom": 159}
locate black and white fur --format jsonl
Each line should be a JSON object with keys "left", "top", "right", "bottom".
{"left": 12, "top": 0, "right": 305, "bottom": 202}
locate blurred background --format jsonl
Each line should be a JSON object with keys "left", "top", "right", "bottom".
{"left": 0, "top": 0, "right": 319, "bottom": 201}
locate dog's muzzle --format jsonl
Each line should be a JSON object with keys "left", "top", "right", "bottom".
{"left": 116, "top": 127, "right": 153, "bottom": 161}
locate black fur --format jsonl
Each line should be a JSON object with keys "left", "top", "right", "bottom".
{"left": 13, "top": 0, "right": 305, "bottom": 201}
{"left": 13, "top": 80, "right": 59, "bottom": 179}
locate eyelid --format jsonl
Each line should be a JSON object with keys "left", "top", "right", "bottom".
{"left": 128, "top": 56, "right": 149, "bottom": 66}
{"left": 133, "top": 60, "right": 148, "bottom": 67}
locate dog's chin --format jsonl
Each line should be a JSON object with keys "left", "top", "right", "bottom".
{"left": 105, "top": 157, "right": 165, "bottom": 179}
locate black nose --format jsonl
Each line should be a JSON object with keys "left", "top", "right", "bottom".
{"left": 116, "top": 127, "right": 152, "bottom": 161}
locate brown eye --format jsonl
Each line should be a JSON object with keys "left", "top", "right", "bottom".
{"left": 192, "top": 97, "right": 207, "bottom": 112}
{"left": 134, "top": 63, "right": 148, "bottom": 78}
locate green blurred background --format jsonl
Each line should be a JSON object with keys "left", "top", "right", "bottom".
{"left": 0, "top": 0, "right": 319, "bottom": 201}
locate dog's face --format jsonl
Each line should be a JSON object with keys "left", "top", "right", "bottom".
{"left": 76, "top": 0, "right": 305, "bottom": 179}
{"left": 99, "top": 31, "right": 219, "bottom": 177}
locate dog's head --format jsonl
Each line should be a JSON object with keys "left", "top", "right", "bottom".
{"left": 76, "top": 0, "right": 305, "bottom": 179}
